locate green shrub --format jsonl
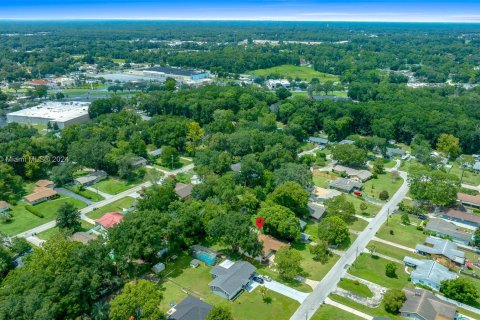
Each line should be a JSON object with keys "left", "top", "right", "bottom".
{"left": 416, "top": 225, "right": 424, "bottom": 231}
{"left": 379, "top": 190, "right": 389, "bottom": 200}
{"left": 25, "top": 205, "right": 44, "bottom": 218}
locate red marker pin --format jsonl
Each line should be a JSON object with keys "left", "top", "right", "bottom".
{"left": 255, "top": 217, "right": 265, "bottom": 230}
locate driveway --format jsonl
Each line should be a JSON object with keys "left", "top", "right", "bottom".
{"left": 263, "top": 280, "right": 310, "bottom": 303}
{"left": 56, "top": 187, "right": 94, "bottom": 205}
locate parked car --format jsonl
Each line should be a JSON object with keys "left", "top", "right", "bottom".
{"left": 262, "top": 275, "right": 272, "bottom": 282}
{"left": 252, "top": 276, "right": 264, "bottom": 284}
{"left": 418, "top": 215, "right": 427, "bottom": 220}
{"left": 353, "top": 191, "right": 362, "bottom": 197}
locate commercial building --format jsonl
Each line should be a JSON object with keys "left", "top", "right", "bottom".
{"left": 142, "top": 66, "right": 210, "bottom": 83}
{"left": 7, "top": 101, "right": 90, "bottom": 129}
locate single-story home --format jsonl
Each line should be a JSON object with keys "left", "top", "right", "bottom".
{"left": 209, "top": 260, "right": 256, "bottom": 300}
{"left": 74, "top": 170, "right": 107, "bottom": 186}
{"left": 338, "top": 139, "right": 354, "bottom": 145}
{"left": 404, "top": 257, "right": 457, "bottom": 291}
{"left": 400, "top": 288, "right": 457, "bottom": 320}
{"left": 442, "top": 208, "right": 480, "bottom": 227}
{"left": 230, "top": 162, "right": 242, "bottom": 173}
{"left": 70, "top": 232, "right": 96, "bottom": 244}
{"left": 0, "top": 201, "right": 10, "bottom": 213}
{"left": 35, "top": 179, "right": 55, "bottom": 189}
{"left": 148, "top": 148, "right": 163, "bottom": 157}
{"left": 23, "top": 188, "right": 58, "bottom": 205}
{"left": 457, "top": 192, "right": 480, "bottom": 208}
{"left": 329, "top": 178, "right": 363, "bottom": 193}
{"left": 308, "top": 136, "right": 330, "bottom": 146}
{"left": 132, "top": 156, "right": 148, "bottom": 167}
{"left": 385, "top": 147, "right": 406, "bottom": 159}
{"left": 175, "top": 183, "right": 194, "bottom": 199}
{"left": 425, "top": 218, "right": 472, "bottom": 245}
{"left": 95, "top": 212, "right": 124, "bottom": 230}
{"left": 258, "top": 234, "right": 288, "bottom": 263}
{"left": 167, "top": 295, "right": 212, "bottom": 320}
{"left": 311, "top": 187, "right": 341, "bottom": 201}
{"left": 152, "top": 262, "right": 165, "bottom": 273}
{"left": 415, "top": 237, "right": 465, "bottom": 265}
{"left": 308, "top": 201, "right": 326, "bottom": 221}
{"left": 333, "top": 165, "right": 372, "bottom": 182}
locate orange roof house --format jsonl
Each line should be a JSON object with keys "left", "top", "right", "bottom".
{"left": 30, "top": 79, "right": 49, "bottom": 86}
{"left": 23, "top": 188, "right": 58, "bottom": 205}
{"left": 258, "top": 234, "right": 288, "bottom": 261}
{"left": 95, "top": 212, "right": 124, "bottom": 229}
{"left": 35, "top": 180, "right": 55, "bottom": 188}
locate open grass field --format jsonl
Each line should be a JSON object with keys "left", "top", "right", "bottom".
{"left": 158, "top": 254, "right": 300, "bottom": 320}
{"left": 92, "top": 177, "right": 141, "bottom": 195}
{"left": 376, "top": 214, "right": 426, "bottom": 249}
{"left": 346, "top": 194, "right": 381, "bottom": 217}
{"left": 312, "top": 304, "right": 363, "bottom": 320}
{"left": 0, "top": 196, "right": 86, "bottom": 236}
{"left": 154, "top": 157, "right": 193, "bottom": 172}
{"left": 248, "top": 65, "right": 340, "bottom": 82}
{"left": 363, "top": 173, "right": 403, "bottom": 202}
{"left": 329, "top": 294, "right": 403, "bottom": 320}
{"left": 338, "top": 278, "right": 373, "bottom": 298}
{"left": 86, "top": 196, "right": 135, "bottom": 220}
{"left": 348, "top": 253, "right": 412, "bottom": 290}
{"left": 37, "top": 220, "right": 95, "bottom": 241}
{"left": 312, "top": 175, "right": 332, "bottom": 188}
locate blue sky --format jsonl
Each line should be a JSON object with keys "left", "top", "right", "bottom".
{"left": 0, "top": 0, "right": 480, "bottom": 22}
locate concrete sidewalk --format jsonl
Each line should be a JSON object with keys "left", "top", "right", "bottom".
{"left": 325, "top": 298, "right": 373, "bottom": 319}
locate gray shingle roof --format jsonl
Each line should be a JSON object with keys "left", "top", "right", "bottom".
{"left": 308, "top": 202, "right": 326, "bottom": 220}
{"left": 308, "top": 136, "right": 330, "bottom": 145}
{"left": 400, "top": 288, "right": 457, "bottom": 320}
{"left": 168, "top": 295, "right": 212, "bottom": 320}
{"left": 329, "top": 178, "right": 363, "bottom": 192}
{"left": 209, "top": 261, "right": 256, "bottom": 297}
{"left": 425, "top": 218, "right": 472, "bottom": 243}
{"left": 230, "top": 162, "right": 242, "bottom": 173}
{"left": 416, "top": 237, "right": 465, "bottom": 264}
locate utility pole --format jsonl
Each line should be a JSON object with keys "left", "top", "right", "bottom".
{"left": 171, "top": 154, "right": 174, "bottom": 170}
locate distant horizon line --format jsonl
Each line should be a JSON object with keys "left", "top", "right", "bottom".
{"left": 0, "top": 18, "right": 480, "bottom": 24}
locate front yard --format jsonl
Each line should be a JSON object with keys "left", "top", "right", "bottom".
{"left": 86, "top": 197, "right": 136, "bottom": 219}
{"left": 376, "top": 214, "right": 426, "bottom": 249}
{"left": 0, "top": 196, "right": 87, "bottom": 236}
{"left": 91, "top": 177, "right": 142, "bottom": 195}
{"left": 158, "top": 254, "right": 300, "bottom": 320}
{"left": 329, "top": 294, "right": 403, "bottom": 320}
{"left": 346, "top": 195, "right": 381, "bottom": 217}
{"left": 362, "top": 173, "right": 403, "bottom": 201}
{"left": 37, "top": 220, "right": 95, "bottom": 240}
{"left": 65, "top": 185, "right": 105, "bottom": 202}
{"left": 312, "top": 304, "right": 363, "bottom": 320}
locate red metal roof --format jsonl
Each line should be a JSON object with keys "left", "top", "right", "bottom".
{"left": 95, "top": 212, "right": 124, "bottom": 229}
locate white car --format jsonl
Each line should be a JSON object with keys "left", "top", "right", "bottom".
{"left": 262, "top": 275, "right": 272, "bottom": 282}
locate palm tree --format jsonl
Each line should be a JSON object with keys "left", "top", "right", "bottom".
{"left": 90, "top": 301, "right": 109, "bottom": 320}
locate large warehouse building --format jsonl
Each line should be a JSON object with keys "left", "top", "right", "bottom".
{"left": 7, "top": 101, "right": 90, "bottom": 129}
{"left": 141, "top": 66, "right": 210, "bottom": 83}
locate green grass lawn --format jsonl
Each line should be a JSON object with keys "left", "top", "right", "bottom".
{"left": 248, "top": 64, "right": 339, "bottom": 82}
{"left": 291, "top": 243, "right": 341, "bottom": 281}
{"left": 154, "top": 157, "right": 193, "bottom": 172}
{"left": 368, "top": 240, "right": 422, "bottom": 261}
{"left": 0, "top": 196, "right": 87, "bottom": 236}
{"left": 376, "top": 214, "right": 426, "bottom": 249}
{"left": 92, "top": 177, "right": 141, "bottom": 195}
{"left": 363, "top": 173, "right": 403, "bottom": 201}
{"left": 329, "top": 294, "right": 403, "bottom": 320}
{"left": 349, "top": 253, "right": 412, "bottom": 290}
{"left": 346, "top": 194, "right": 381, "bottom": 217}
{"left": 312, "top": 304, "right": 363, "bottom": 320}
{"left": 159, "top": 254, "right": 300, "bottom": 320}
{"left": 313, "top": 176, "right": 332, "bottom": 188}
{"left": 65, "top": 186, "right": 105, "bottom": 202}
{"left": 300, "top": 142, "right": 317, "bottom": 151}
{"left": 448, "top": 162, "right": 480, "bottom": 186}
{"left": 304, "top": 221, "right": 319, "bottom": 242}
{"left": 338, "top": 278, "right": 373, "bottom": 298}
{"left": 86, "top": 197, "right": 135, "bottom": 220}
{"left": 349, "top": 218, "right": 369, "bottom": 232}
{"left": 37, "top": 220, "right": 95, "bottom": 241}
{"left": 290, "top": 91, "right": 309, "bottom": 98}
{"left": 175, "top": 172, "right": 193, "bottom": 184}
{"left": 383, "top": 159, "right": 397, "bottom": 169}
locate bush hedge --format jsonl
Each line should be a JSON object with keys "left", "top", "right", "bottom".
{"left": 25, "top": 205, "right": 44, "bottom": 218}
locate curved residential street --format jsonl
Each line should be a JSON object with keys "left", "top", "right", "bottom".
{"left": 290, "top": 171, "right": 409, "bottom": 320}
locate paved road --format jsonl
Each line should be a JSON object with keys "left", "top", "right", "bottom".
{"left": 290, "top": 171, "right": 409, "bottom": 320}
{"left": 264, "top": 280, "right": 310, "bottom": 303}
